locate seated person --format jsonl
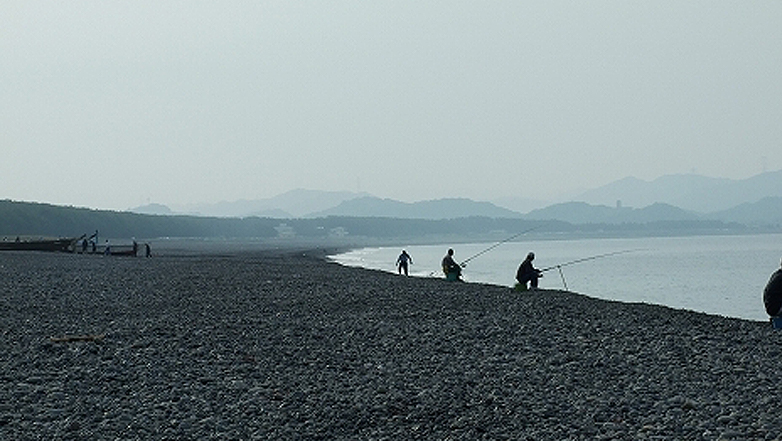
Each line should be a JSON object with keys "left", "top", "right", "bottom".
{"left": 516, "top": 252, "right": 542, "bottom": 289}
{"left": 442, "top": 248, "right": 462, "bottom": 279}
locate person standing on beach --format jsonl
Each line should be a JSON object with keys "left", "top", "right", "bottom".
{"left": 396, "top": 250, "right": 413, "bottom": 276}
{"left": 763, "top": 258, "right": 782, "bottom": 317}
{"left": 516, "top": 252, "right": 542, "bottom": 290}
{"left": 442, "top": 248, "right": 462, "bottom": 280}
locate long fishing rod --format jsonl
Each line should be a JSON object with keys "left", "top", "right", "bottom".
{"left": 538, "top": 249, "right": 641, "bottom": 290}
{"left": 540, "top": 249, "right": 639, "bottom": 273}
{"left": 428, "top": 226, "right": 540, "bottom": 277}
{"left": 460, "top": 226, "right": 539, "bottom": 267}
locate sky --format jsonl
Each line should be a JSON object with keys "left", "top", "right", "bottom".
{"left": 2, "top": 1, "right": 781, "bottom": 211}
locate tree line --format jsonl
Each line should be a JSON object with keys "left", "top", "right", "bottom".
{"left": 0, "top": 200, "right": 748, "bottom": 242}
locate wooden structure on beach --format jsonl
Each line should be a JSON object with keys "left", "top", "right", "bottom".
{"left": 0, "top": 236, "right": 82, "bottom": 253}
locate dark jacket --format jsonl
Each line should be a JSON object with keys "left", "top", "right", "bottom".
{"left": 516, "top": 258, "right": 540, "bottom": 283}
{"left": 764, "top": 269, "right": 782, "bottom": 316}
{"left": 442, "top": 255, "right": 460, "bottom": 275}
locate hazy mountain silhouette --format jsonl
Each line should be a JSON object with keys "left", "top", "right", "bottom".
{"left": 126, "top": 170, "right": 782, "bottom": 224}
{"left": 155, "top": 189, "right": 371, "bottom": 218}
{"left": 524, "top": 202, "right": 700, "bottom": 224}
{"left": 307, "top": 197, "right": 523, "bottom": 219}
{"left": 247, "top": 208, "right": 295, "bottom": 219}
{"left": 708, "top": 197, "right": 782, "bottom": 226}
{"left": 574, "top": 170, "right": 782, "bottom": 212}
{"left": 0, "top": 198, "right": 757, "bottom": 243}
{"left": 488, "top": 196, "right": 551, "bottom": 215}
{"left": 130, "top": 203, "right": 175, "bottom": 216}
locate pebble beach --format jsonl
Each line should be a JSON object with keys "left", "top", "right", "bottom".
{"left": 2, "top": 247, "right": 782, "bottom": 440}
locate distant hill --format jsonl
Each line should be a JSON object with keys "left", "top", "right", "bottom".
{"left": 131, "top": 192, "right": 526, "bottom": 220}
{"left": 0, "top": 199, "right": 546, "bottom": 242}
{"left": 689, "top": 171, "right": 782, "bottom": 213}
{"left": 248, "top": 208, "right": 295, "bottom": 219}
{"left": 121, "top": 170, "right": 781, "bottom": 225}
{"left": 308, "top": 197, "right": 523, "bottom": 219}
{"left": 574, "top": 170, "right": 782, "bottom": 212}
{"left": 131, "top": 203, "right": 296, "bottom": 219}
{"left": 157, "top": 189, "right": 370, "bottom": 218}
{"left": 489, "top": 196, "right": 551, "bottom": 215}
{"left": 0, "top": 199, "right": 760, "bottom": 243}
{"left": 130, "top": 203, "right": 175, "bottom": 216}
{"left": 525, "top": 202, "right": 700, "bottom": 224}
{"left": 709, "top": 197, "right": 782, "bottom": 226}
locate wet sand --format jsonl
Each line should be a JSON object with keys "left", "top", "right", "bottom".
{"left": 1, "top": 247, "right": 781, "bottom": 440}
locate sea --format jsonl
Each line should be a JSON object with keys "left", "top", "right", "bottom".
{"left": 330, "top": 233, "right": 782, "bottom": 322}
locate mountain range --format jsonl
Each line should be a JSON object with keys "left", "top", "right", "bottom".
{"left": 573, "top": 169, "right": 782, "bottom": 213}
{"left": 308, "top": 197, "right": 522, "bottom": 219}
{"left": 137, "top": 189, "right": 372, "bottom": 218}
{"left": 130, "top": 170, "right": 782, "bottom": 226}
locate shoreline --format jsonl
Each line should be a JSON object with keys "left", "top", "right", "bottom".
{"left": 2, "top": 250, "right": 781, "bottom": 439}
{"left": 326, "top": 238, "right": 776, "bottom": 323}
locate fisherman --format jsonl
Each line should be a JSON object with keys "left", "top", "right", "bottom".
{"left": 396, "top": 250, "right": 413, "bottom": 276}
{"left": 516, "top": 252, "right": 542, "bottom": 290}
{"left": 763, "top": 257, "right": 782, "bottom": 318}
{"left": 442, "top": 248, "right": 462, "bottom": 280}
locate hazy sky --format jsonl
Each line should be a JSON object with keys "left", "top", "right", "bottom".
{"left": 3, "top": 1, "right": 781, "bottom": 210}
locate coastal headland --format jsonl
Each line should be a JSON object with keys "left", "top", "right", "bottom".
{"left": 1, "top": 245, "right": 780, "bottom": 440}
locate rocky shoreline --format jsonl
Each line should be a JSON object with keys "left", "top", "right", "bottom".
{"left": 1, "top": 248, "right": 781, "bottom": 440}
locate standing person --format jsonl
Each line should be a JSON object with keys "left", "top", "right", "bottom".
{"left": 145, "top": 243, "right": 152, "bottom": 257}
{"left": 516, "top": 252, "right": 542, "bottom": 290}
{"left": 442, "top": 248, "right": 462, "bottom": 280}
{"left": 763, "top": 258, "right": 782, "bottom": 317}
{"left": 396, "top": 250, "right": 413, "bottom": 276}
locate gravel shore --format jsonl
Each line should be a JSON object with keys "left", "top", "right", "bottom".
{"left": 1, "top": 248, "right": 781, "bottom": 440}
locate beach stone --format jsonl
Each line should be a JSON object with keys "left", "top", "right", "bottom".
{"left": 2, "top": 248, "right": 782, "bottom": 440}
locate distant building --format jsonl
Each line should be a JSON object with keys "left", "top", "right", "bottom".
{"left": 329, "top": 227, "right": 348, "bottom": 238}
{"left": 274, "top": 223, "right": 295, "bottom": 238}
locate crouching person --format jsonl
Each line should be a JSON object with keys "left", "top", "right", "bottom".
{"left": 764, "top": 258, "right": 782, "bottom": 328}
{"left": 516, "top": 252, "right": 542, "bottom": 291}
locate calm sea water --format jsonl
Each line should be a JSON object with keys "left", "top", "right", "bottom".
{"left": 330, "top": 234, "right": 782, "bottom": 322}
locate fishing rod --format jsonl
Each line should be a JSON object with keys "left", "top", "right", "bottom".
{"left": 459, "top": 226, "right": 540, "bottom": 267}
{"left": 538, "top": 249, "right": 641, "bottom": 290}
{"left": 539, "top": 249, "right": 639, "bottom": 273}
{"left": 428, "top": 226, "right": 540, "bottom": 277}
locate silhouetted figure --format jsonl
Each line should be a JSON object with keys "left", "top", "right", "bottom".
{"left": 396, "top": 250, "right": 413, "bottom": 276}
{"left": 442, "top": 248, "right": 462, "bottom": 280}
{"left": 145, "top": 243, "right": 152, "bottom": 257}
{"left": 516, "top": 252, "right": 542, "bottom": 290}
{"left": 764, "top": 258, "right": 782, "bottom": 317}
